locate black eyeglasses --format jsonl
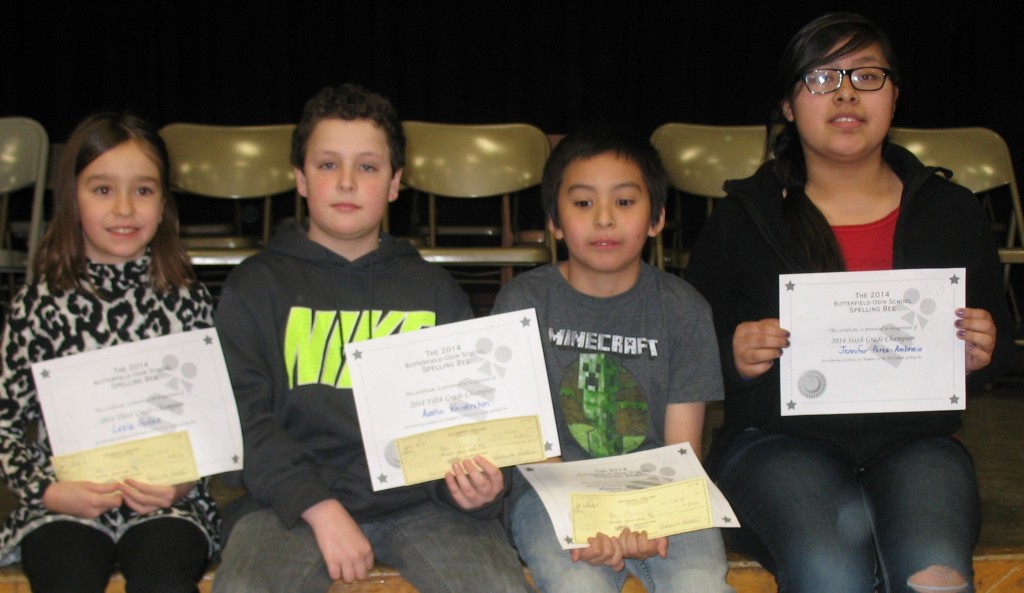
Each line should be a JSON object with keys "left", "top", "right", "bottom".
{"left": 801, "top": 67, "right": 893, "bottom": 94}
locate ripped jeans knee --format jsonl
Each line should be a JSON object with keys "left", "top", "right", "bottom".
{"left": 907, "top": 564, "right": 969, "bottom": 592}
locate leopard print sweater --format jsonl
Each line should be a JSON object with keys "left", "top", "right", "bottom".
{"left": 0, "top": 256, "right": 220, "bottom": 564}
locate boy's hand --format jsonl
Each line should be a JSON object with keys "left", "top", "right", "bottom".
{"left": 617, "top": 528, "right": 668, "bottom": 561}
{"left": 956, "top": 307, "right": 997, "bottom": 374}
{"left": 733, "top": 319, "right": 789, "bottom": 380}
{"left": 302, "top": 499, "right": 374, "bottom": 583}
{"left": 119, "top": 479, "right": 194, "bottom": 515}
{"left": 41, "top": 481, "right": 122, "bottom": 519}
{"left": 445, "top": 455, "right": 504, "bottom": 510}
{"left": 570, "top": 532, "right": 625, "bottom": 571}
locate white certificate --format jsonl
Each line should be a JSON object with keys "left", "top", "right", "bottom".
{"left": 517, "top": 444, "right": 738, "bottom": 550}
{"left": 779, "top": 268, "right": 965, "bottom": 416}
{"left": 345, "top": 309, "right": 560, "bottom": 491}
{"left": 32, "top": 328, "right": 243, "bottom": 478}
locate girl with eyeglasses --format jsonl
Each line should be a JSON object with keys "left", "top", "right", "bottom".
{"left": 687, "top": 12, "right": 1012, "bottom": 593}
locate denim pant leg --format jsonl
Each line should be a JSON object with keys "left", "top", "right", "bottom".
{"left": 362, "top": 501, "right": 532, "bottom": 593}
{"left": 627, "top": 527, "right": 735, "bottom": 593}
{"left": 864, "top": 436, "right": 979, "bottom": 593}
{"left": 212, "top": 508, "right": 333, "bottom": 593}
{"left": 714, "top": 428, "right": 876, "bottom": 593}
{"left": 508, "top": 475, "right": 622, "bottom": 593}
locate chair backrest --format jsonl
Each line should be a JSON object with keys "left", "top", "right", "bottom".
{"left": 890, "top": 127, "right": 1023, "bottom": 249}
{"left": 889, "top": 126, "right": 1021, "bottom": 208}
{"left": 402, "top": 121, "right": 551, "bottom": 198}
{"left": 160, "top": 123, "right": 297, "bottom": 253}
{"left": 159, "top": 123, "right": 296, "bottom": 199}
{"left": 650, "top": 123, "right": 766, "bottom": 200}
{"left": 648, "top": 123, "right": 765, "bottom": 271}
{"left": 0, "top": 117, "right": 49, "bottom": 279}
{"left": 402, "top": 121, "right": 553, "bottom": 262}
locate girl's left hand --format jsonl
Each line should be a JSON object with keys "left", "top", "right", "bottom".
{"left": 119, "top": 479, "right": 195, "bottom": 515}
{"left": 445, "top": 455, "right": 504, "bottom": 510}
{"left": 956, "top": 307, "right": 997, "bottom": 374}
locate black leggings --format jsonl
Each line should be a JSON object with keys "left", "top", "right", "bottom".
{"left": 20, "top": 518, "right": 209, "bottom": 593}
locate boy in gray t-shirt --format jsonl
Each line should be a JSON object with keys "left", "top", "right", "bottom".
{"left": 492, "top": 125, "right": 734, "bottom": 593}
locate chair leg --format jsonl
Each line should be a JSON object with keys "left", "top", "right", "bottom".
{"left": 428, "top": 194, "right": 438, "bottom": 247}
{"left": 501, "top": 194, "right": 514, "bottom": 284}
{"left": 0, "top": 193, "right": 10, "bottom": 250}
{"left": 262, "top": 196, "right": 272, "bottom": 244}
{"left": 1004, "top": 212, "right": 1022, "bottom": 323}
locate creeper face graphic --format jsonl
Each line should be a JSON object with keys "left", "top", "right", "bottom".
{"left": 560, "top": 352, "right": 648, "bottom": 457}
{"left": 578, "top": 353, "right": 624, "bottom": 456}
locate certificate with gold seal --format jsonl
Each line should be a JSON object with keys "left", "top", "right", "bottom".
{"left": 345, "top": 309, "right": 560, "bottom": 491}
{"left": 32, "top": 328, "right": 243, "bottom": 482}
{"left": 779, "top": 268, "right": 966, "bottom": 416}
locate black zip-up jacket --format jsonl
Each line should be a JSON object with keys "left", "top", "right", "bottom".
{"left": 687, "top": 143, "right": 1013, "bottom": 468}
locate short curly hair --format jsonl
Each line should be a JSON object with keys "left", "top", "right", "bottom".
{"left": 291, "top": 83, "right": 405, "bottom": 174}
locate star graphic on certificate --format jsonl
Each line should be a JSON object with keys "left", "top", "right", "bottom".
{"left": 520, "top": 317, "right": 532, "bottom": 327}
{"left": 950, "top": 394, "right": 960, "bottom": 404}
{"left": 785, "top": 281, "right": 796, "bottom": 291}
{"left": 722, "top": 516, "right": 733, "bottom": 524}
{"left": 351, "top": 350, "right": 362, "bottom": 360}
{"left": 564, "top": 535, "right": 574, "bottom": 545}
{"left": 545, "top": 442, "right": 553, "bottom": 452}
{"left": 377, "top": 473, "right": 388, "bottom": 484}
{"left": 40, "top": 369, "right": 49, "bottom": 379}
{"left": 677, "top": 447, "right": 688, "bottom": 456}
{"left": 204, "top": 335, "right": 213, "bottom": 345}
{"left": 787, "top": 400, "right": 796, "bottom": 410}
{"left": 949, "top": 274, "right": 960, "bottom": 285}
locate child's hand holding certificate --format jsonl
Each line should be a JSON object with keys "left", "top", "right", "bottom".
{"left": 517, "top": 444, "right": 738, "bottom": 549}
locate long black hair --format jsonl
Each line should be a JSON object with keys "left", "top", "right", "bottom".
{"left": 767, "top": 13, "right": 900, "bottom": 272}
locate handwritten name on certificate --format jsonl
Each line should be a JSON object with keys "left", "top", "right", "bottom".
{"left": 32, "top": 328, "right": 243, "bottom": 478}
{"left": 396, "top": 416, "right": 545, "bottom": 485}
{"left": 518, "top": 444, "right": 738, "bottom": 550}
{"left": 51, "top": 431, "right": 199, "bottom": 485}
{"left": 779, "top": 268, "right": 966, "bottom": 416}
{"left": 571, "top": 478, "right": 712, "bottom": 544}
{"left": 346, "top": 309, "right": 559, "bottom": 491}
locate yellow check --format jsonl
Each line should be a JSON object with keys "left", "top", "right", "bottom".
{"left": 571, "top": 477, "right": 712, "bottom": 543}
{"left": 51, "top": 431, "right": 199, "bottom": 485}
{"left": 396, "top": 415, "right": 546, "bottom": 485}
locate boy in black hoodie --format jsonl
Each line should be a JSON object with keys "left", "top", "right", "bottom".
{"left": 212, "top": 84, "right": 531, "bottom": 593}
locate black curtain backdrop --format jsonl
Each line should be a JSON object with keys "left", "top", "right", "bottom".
{"left": 2, "top": 0, "right": 1021, "bottom": 179}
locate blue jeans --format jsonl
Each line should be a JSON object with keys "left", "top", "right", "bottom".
{"left": 213, "top": 502, "right": 531, "bottom": 593}
{"left": 713, "top": 428, "right": 979, "bottom": 593}
{"left": 508, "top": 473, "right": 734, "bottom": 593}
